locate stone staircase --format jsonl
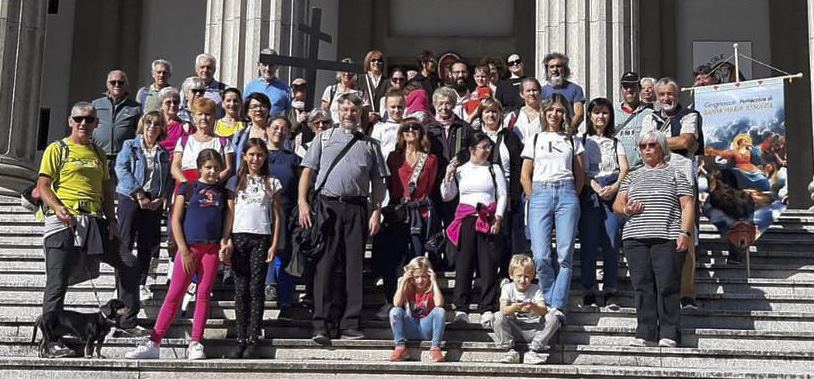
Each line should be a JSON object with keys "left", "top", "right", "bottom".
{"left": 0, "top": 195, "right": 813, "bottom": 378}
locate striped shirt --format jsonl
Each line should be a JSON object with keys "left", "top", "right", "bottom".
{"left": 619, "top": 164, "right": 692, "bottom": 240}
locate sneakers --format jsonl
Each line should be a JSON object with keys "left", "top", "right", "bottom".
{"left": 523, "top": 351, "right": 547, "bottom": 365}
{"left": 114, "top": 325, "right": 151, "bottom": 338}
{"left": 125, "top": 339, "right": 159, "bottom": 359}
{"left": 389, "top": 345, "right": 410, "bottom": 361}
{"left": 340, "top": 329, "right": 365, "bottom": 340}
{"left": 46, "top": 341, "right": 75, "bottom": 358}
{"left": 225, "top": 341, "right": 246, "bottom": 359}
{"left": 680, "top": 297, "right": 698, "bottom": 310}
{"left": 265, "top": 284, "right": 277, "bottom": 301}
{"left": 552, "top": 308, "right": 566, "bottom": 325}
{"left": 453, "top": 311, "right": 469, "bottom": 324}
{"left": 429, "top": 346, "right": 445, "bottom": 362}
{"left": 728, "top": 250, "right": 743, "bottom": 265}
{"left": 181, "top": 283, "right": 197, "bottom": 316}
{"left": 187, "top": 341, "right": 206, "bottom": 360}
{"left": 499, "top": 349, "right": 520, "bottom": 364}
{"left": 376, "top": 303, "right": 393, "bottom": 321}
{"left": 603, "top": 292, "right": 620, "bottom": 311}
{"left": 140, "top": 285, "right": 153, "bottom": 301}
{"left": 629, "top": 338, "right": 657, "bottom": 347}
{"left": 658, "top": 338, "right": 677, "bottom": 347}
{"left": 480, "top": 311, "right": 494, "bottom": 328}
{"left": 312, "top": 333, "right": 330, "bottom": 346}
{"left": 582, "top": 293, "right": 597, "bottom": 307}
{"left": 148, "top": 257, "right": 160, "bottom": 280}
{"left": 242, "top": 341, "right": 261, "bottom": 359}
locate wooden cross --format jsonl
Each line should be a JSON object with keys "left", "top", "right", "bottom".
{"left": 260, "top": 7, "right": 363, "bottom": 110}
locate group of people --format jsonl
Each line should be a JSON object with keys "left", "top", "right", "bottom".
{"left": 36, "top": 47, "right": 713, "bottom": 364}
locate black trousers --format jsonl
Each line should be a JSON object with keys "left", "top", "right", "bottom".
{"left": 117, "top": 195, "right": 162, "bottom": 285}
{"left": 312, "top": 199, "right": 367, "bottom": 334}
{"left": 372, "top": 222, "right": 408, "bottom": 304}
{"left": 232, "top": 233, "right": 270, "bottom": 341}
{"left": 623, "top": 238, "right": 686, "bottom": 342}
{"left": 453, "top": 217, "right": 501, "bottom": 313}
{"left": 43, "top": 223, "right": 140, "bottom": 328}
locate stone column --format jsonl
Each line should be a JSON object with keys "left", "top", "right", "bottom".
{"left": 0, "top": 0, "right": 47, "bottom": 194}
{"left": 535, "top": 0, "right": 639, "bottom": 104}
{"left": 205, "top": 0, "right": 295, "bottom": 91}
{"left": 807, "top": 0, "right": 814, "bottom": 208}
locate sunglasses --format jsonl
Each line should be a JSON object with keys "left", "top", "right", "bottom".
{"left": 72, "top": 116, "right": 96, "bottom": 123}
{"left": 508, "top": 59, "right": 522, "bottom": 66}
{"left": 371, "top": 58, "right": 383, "bottom": 63}
{"left": 108, "top": 80, "right": 125, "bottom": 86}
{"left": 391, "top": 77, "right": 406, "bottom": 83}
{"left": 401, "top": 124, "right": 422, "bottom": 132}
{"left": 191, "top": 89, "right": 206, "bottom": 95}
{"left": 314, "top": 120, "right": 332, "bottom": 126}
{"left": 639, "top": 142, "right": 659, "bottom": 150}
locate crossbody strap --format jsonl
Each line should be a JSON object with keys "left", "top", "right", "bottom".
{"left": 406, "top": 152, "right": 429, "bottom": 198}
{"left": 315, "top": 133, "right": 361, "bottom": 194}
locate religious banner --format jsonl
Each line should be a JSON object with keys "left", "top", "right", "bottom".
{"left": 695, "top": 77, "right": 787, "bottom": 248}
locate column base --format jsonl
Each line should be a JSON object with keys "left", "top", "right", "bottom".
{"left": 0, "top": 157, "right": 37, "bottom": 195}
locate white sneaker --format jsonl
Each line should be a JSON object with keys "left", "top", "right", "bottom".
{"left": 140, "top": 285, "right": 152, "bottom": 301}
{"left": 187, "top": 341, "right": 206, "bottom": 360}
{"left": 125, "top": 339, "right": 159, "bottom": 359}
{"left": 523, "top": 351, "right": 547, "bottom": 365}
{"left": 499, "top": 349, "right": 520, "bottom": 364}
{"left": 658, "top": 338, "right": 677, "bottom": 347}
{"left": 165, "top": 258, "right": 174, "bottom": 285}
{"left": 181, "top": 283, "right": 197, "bottom": 315}
{"left": 630, "top": 338, "right": 657, "bottom": 347}
{"left": 453, "top": 311, "right": 469, "bottom": 324}
{"left": 480, "top": 311, "right": 494, "bottom": 328}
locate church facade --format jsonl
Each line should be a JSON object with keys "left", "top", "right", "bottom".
{"left": 0, "top": 0, "right": 812, "bottom": 207}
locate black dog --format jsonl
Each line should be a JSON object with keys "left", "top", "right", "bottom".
{"left": 32, "top": 299, "right": 129, "bottom": 358}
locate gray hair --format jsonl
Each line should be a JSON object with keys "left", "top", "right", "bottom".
{"left": 336, "top": 92, "right": 364, "bottom": 108}
{"left": 158, "top": 86, "right": 180, "bottom": 102}
{"left": 334, "top": 58, "right": 357, "bottom": 83}
{"left": 655, "top": 77, "right": 680, "bottom": 94}
{"left": 106, "top": 69, "right": 128, "bottom": 84}
{"left": 181, "top": 76, "right": 206, "bottom": 93}
{"left": 307, "top": 108, "right": 333, "bottom": 125}
{"left": 640, "top": 76, "right": 656, "bottom": 87}
{"left": 432, "top": 86, "right": 457, "bottom": 105}
{"left": 637, "top": 130, "right": 671, "bottom": 163}
{"left": 70, "top": 101, "right": 96, "bottom": 117}
{"left": 152, "top": 59, "right": 172, "bottom": 73}
{"left": 196, "top": 53, "right": 217, "bottom": 68}
{"left": 543, "top": 52, "right": 571, "bottom": 79}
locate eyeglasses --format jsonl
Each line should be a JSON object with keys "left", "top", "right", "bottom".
{"left": 401, "top": 124, "right": 422, "bottom": 133}
{"left": 313, "top": 120, "right": 331, "bottom": 127}
{"left": 72, "top": 116, "right": 96, "bottom": 123}
{"left": 476, "top": 144, "right": 493, "bottom": 151}
{"left": 248, "top": 103, "right": 269, "bottom": 110}
{"left": 191, "top": 89, "right": 206, "bottom": 95}
{"left": 108, "top": 80, "right": 125, "bottom": 86}
{"left": 639, "top": 142, "right": 659, "bottom": 150}
{"left": 391, "top": 77, "right": 406, "bottom": 83}
{"left": 508, "top": 59, "right": 522, "bottom": 66}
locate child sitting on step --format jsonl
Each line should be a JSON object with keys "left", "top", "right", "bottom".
{"left": 388, "top": 256, "right": 445, "bottom": 362}
{"left": 125, "top": 149, "right": 235, "bottom": 360}
{"left": 493, "top": 254, "right": 560, "bottom": 365}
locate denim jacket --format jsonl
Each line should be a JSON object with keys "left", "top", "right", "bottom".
{"left": 115, "top": 136, "right": 171, "bottom": 199}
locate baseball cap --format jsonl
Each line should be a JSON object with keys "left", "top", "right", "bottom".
{"left": 620, "top": 71, "right": 640, "bottom": 84}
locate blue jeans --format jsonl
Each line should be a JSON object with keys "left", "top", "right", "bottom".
{"left": 389, "top": 306, "right": 446, "bottom": 347}
{"left": 577, "top": 188, "right": 623, "bottom": 293}
{"left": 528, "top": 181, "right": 580, "bottom": 309}
{"left": 265, "top": 204, "right": 295, "bottom": 305}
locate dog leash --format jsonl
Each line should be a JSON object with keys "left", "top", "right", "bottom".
{"left": 85, "top": 265, "right": 103, "bottom": 308}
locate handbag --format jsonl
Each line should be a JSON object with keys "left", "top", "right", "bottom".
{"left": 287, "top": 133, "right": 361, "bottom": 277}
{"left": 382, "top": 152, "right": 428, "bottom": 226}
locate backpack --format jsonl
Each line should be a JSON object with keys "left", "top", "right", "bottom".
{"left": 180, "top": 135, "right": 229, "bottom": 156}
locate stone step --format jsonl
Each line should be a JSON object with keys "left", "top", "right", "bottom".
{"left": 1, "top": 357, "right": 807, "bottom": 379}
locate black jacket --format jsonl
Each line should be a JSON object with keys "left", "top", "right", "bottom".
{"left": 426, "top": 117, "right": 474, "bottom": 167}
{"left": 489, "top": 127, "right": 524, "bottom": 201}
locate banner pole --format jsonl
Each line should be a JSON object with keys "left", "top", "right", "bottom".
{"left": 734, "top": 43, "right": 740, "bottom": 84}
{"left": 680, "top": 73, "right": 805, "bottom": 93}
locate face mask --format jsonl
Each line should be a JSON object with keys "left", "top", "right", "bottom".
{"left": 293, "top": 100, "right": 305, "bottom": 110}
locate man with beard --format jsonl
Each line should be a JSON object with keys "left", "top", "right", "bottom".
{"left": 298, "top": 92, "right": 388, "bottom": 344}
{"left": 540, "top": 52, "right": 585, "bottom": 130}
{"left": 446, "top": 60, "right": 472, "bottom": 120}
{"left": 614, "top": 71, "right": 654, "bottom": 171}
{"left": 495, "top": 53, "right": 526, "bottom": 113}
{"left": 244, "top": 48, "right": 292, "bottom": 117}
{"left": 640, "top": 77, "right": 703, "bottom": 311}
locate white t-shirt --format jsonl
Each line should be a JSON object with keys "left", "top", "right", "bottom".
{"left": 321, "top": 84, "right": 368, "bottom": 122}
{"left": 174, "top": 135, "right": 235, "bottom": 170}
{"left": 370, "top": 120, "right": 400, "bottom": 160}
{"left": 231, "top": 175, "right": 282, "bottom": 235}
{"left": 580, "top": 134, "right": 625, "bottom": 180}
{"left": 510, "top": 107, "right": 541, "bottom": 143}
{"left": 520, "top": 131, "right": 584, "bottom": 183}
{"left": 485, "top": 128, "right": 512, "bottom": 180}
{"left": 500, "top": 282, "right": 546, "bottom": 322}
{"left": 440, "top": 162, "right": 508, "bottom": 217}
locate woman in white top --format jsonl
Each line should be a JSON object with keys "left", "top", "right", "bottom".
{"left": 508, "top": 77, "right": 543, "bottom": 143}
{"left": 577, "top": 97, "right": 629, "bottom": 309}
{"left": 171, "top": 97, "right": 235, "bottom": 186}
{"left": 520, "top": 93, "right": 585, "bottom": 319}
{"left": 294, "top": 108, "right": 333, "bottom": 158}
{"left": 441, "top": 132, "right": 507, "bottom": 328}
{"left": 321, "top": 57, "right": 369, "bottom": 123}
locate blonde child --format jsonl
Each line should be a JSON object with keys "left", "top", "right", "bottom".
{"left": 494, "top": 254, "right": 560, "bottom": 365}
{"left": 389, "top": 257, "right": 445, "bottom": 362}
{"left": 126, "top": 149, "right": 234, "bottom": 360}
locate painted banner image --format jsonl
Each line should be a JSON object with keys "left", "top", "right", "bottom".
{"left": 695, "top": 77, "right": 787, "bottom": 248}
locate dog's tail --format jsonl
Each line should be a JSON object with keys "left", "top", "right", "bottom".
{"left": 31, "top": 315, "right": 41, "bottom": 345}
